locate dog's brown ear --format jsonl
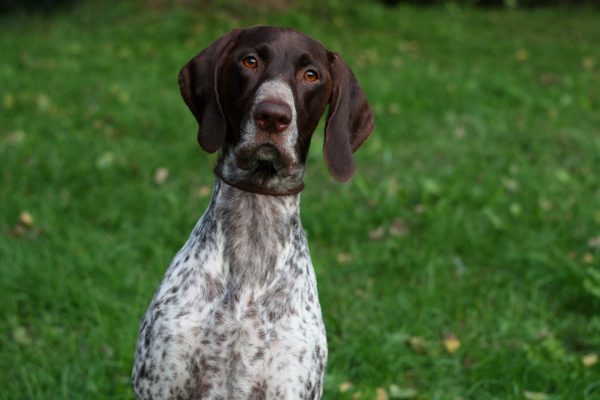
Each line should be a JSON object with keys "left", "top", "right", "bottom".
{"left": 324, "top": 52, "right": 375, "bottom": 182}
{"left": 178, "top": 29, "right": 240, "bottom": 153}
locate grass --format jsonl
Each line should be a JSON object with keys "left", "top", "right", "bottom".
{"left": 1, "top": 1, "right": 600, "bottom": 398}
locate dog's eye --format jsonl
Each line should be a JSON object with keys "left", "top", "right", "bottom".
{"left": 242, "top": 56, "right": 258, "bottom": 69}
{"left": 303, "top": 69, "right": 319, "bottom": 82}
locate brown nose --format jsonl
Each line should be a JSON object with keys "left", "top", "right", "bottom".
{"left": 253, "top": 101, "right": 292, "bottom": 133}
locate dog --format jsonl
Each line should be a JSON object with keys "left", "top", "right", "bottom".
{"left": 132, "top": 26, "right": 374, "bottom": 400}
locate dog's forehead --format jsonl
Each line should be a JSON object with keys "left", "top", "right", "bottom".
{"left": 235, "top": 26, "right": 328, "bottom": 61}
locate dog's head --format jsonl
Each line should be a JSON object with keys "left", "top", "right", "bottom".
{"left": 178, "top": 26, "right": 374, "bottom": 188}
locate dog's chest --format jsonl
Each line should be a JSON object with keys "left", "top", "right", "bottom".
{"left": 133, "top": 186, "right": 327, "bottom": 399}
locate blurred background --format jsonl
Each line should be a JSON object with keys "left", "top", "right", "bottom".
{"left": 1, "top": 0, "right": 599, "bottom": 398}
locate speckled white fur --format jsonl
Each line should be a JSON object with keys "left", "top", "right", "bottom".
{"left": 132, "top": 181, "right": 327, "bottom": 400}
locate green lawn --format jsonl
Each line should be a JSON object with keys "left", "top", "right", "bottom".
{"left": 1, "top": 1, "right": 599, "bottom": 399}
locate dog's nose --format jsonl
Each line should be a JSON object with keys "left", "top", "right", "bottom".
{"left": 254, "top": 101, "right": 292, "bottom": 133}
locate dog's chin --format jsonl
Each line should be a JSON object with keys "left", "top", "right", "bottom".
{"left": 236, "top": 144, "right": 294, "bottom": 178}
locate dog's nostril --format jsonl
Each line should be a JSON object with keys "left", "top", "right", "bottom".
{"left": 254, "top": 101, "right": 292, "bottom": 133}
{"left": 278, "top": 116, "right": 291, "bottom": 125}
{"left": 256, "top": 112, "right": 269, "bottom": 121}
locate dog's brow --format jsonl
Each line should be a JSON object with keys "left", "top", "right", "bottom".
{"left": 298, "top": 53, "right": 313, "bottom": 66}
{"left": 256, "top": 44, "right": 270, "bottom": 59}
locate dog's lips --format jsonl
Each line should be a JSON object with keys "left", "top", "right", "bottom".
{"left": 253, "top": 144, "right": 279, "bottom": 161}
{"left": 236, "top": 142, "right": 295, "bottom": 177}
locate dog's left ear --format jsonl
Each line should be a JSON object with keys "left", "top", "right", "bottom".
{"left": 178, "top": 29, "right": 240, "bottom": 153}
{"left": 324, "top": 52, "right": 375, "bottom": 182}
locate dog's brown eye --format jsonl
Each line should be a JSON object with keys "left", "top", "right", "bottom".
{"left": 303, "top": 69, "right": 319, "bottom": 82}
{"left": 242, "top": 56, "right": 258, "bottom": 69}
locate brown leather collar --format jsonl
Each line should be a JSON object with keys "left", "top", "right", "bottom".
{"left": 214, "top": 168, "right": 304, "bottom": 196}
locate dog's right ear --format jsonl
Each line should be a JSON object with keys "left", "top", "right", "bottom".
{"left": 178, "top": 29, "right": 240, "bottom": 153}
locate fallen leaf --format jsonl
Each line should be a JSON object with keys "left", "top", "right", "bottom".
{"left": 582, "top": 353, "right": 598, "bottom": 367}
{"left": 582, "top": 57, "right": 595, "bottom": 70}
{"left": 515, "top": 49, "right": 529, "bottom": 61}
{"left": 389, "top": 218, "right": 409, "bottom": 238}
{"left": 539, "top": 198, "right": 552, "bottom": 212}
{"left": 399, "top": 41, "right": 420, "bottom": 54}
{"left": 388, "top": 103, "right": 400, "bottom": 115}
{"left": 408, "top": 336, "right": 428, "bottom": 354}
{"left": 369, "top": 226, "right": 386, "bottom": 240}
{"left": 196, "top": 185, "right": 211, "bottom": 198}
{"left": 523, "top": 391, "right": 549, "bottom": 400}
{"left": 539, "top": 73, "right": 560, "bottom": 86}
{"left": 375, "top": 387, "right": 389, "bottom": 400}
{"left": 13, "top": 326, "right": 32, "bottom": 345}
{"left": 5, "top": 130, "right": 26, "bottom": 145}
{"left": 443, "top": 333, "right": 461, "bottom": 354}
{"left": 373, "top": 103, "right": 385, "bottom": 115}
{"left": 583, "top": 253, "right": 595, "bottom": 264}
{"left": 3, "top": 93, "right": 15, "bottom": 109}
{"left": 386, "top": 178, "right": 400, "bottom": 196}
{"left": 36, "top": 93, "right": 51, "bottom": 111}
{"left": 588, "top": 236, "right": 600, "bottom": 249}
{"left": 501, "top": 177, "right": 519, "bottom": 192}
{"left": 154, "top": 167, "right": 169, "bottom": 185}
{"left": 391, "top": 57, "right": 403, "bottom": 68}
{"left": 388, "top": 384, "right": 418, "bottom": 399}
{"left": 339, "top": 382, "right": 353, "bottom": 393}
{"left": 453, "top": 125, "right": 466, "bottom": 139}
{"left": 19, "top": 211, "right": 34, "bottom": 227}
{"left": 336, "top": 253, "right": 353, "bottom": 263}
{"left": 96, "top": 152, "right": 116, "bottom": 169}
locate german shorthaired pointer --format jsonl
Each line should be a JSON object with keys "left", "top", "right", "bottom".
{"left": 132, "top": 26, "right": 374, "bottom": 400}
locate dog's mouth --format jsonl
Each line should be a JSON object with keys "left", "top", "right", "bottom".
{"left": 235, "top": 143, "right": 295, "bottom": 177}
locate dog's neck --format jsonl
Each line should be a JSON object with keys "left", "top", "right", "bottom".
{"left": 208, "top": 177, "right": 303, "bottom": 287}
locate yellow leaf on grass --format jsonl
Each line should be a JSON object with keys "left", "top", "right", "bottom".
{"left": 196, "top": 185, "right": 211, "bottom": 198}
{"left": 375, "top": 387, "right": 389, "bottom": 400}
{"left": 389, "top": 218, "right": 409, "bottom": 238}
{"left": 443, "top": 334, "right": 461, "bottom": 354}
{"left": 36, "top": 93, "right": 51, "bottom": 111}
{"left": 13, "top": 326, "right": 32, "bottom": 345}
{"left": 19, "top": 211, "right": 34, "bottom": 227}
{"left": 96, "top": 152, "right": 116, "bottom": 169}
{"left": 369, "top": 226, "right": 386, "bottom": 240}
{"left": 582, "top": 57, "right": 595, "bottom": 70}
{"left": 3, "top": 93, "right": 15, "bottom": 109}
{"left": 515, "top": 49, "right": 529, "bottom": 61}
{"left": 154, "top": 167, "right": 169, "bottom": 185}
{"left": 408, "top": 336, "right": 428, "bottom": 354}
{"left": 388, "top": 384, "right": 418, "bottom": 399}
{"left": 588, "top": 236, "right": 600, "bottom": 249}
{"left": 583, "top": 253, "right": 595, "bottom": 264}
{"left": 523, "top": 391, "right": 549, "bottom": 400}
{"left": 582, "top": 353, "right": 598, "bottom": 367}
{"left": 339, "top": 382, "right": 353, "bottom": 393}
{"left": 336, "top": 253, "right": 353, "bottom": 263}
